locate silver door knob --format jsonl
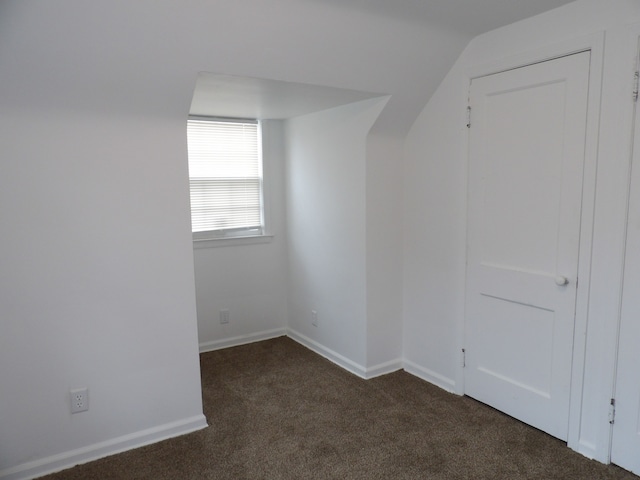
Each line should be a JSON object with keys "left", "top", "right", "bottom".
{"left": 555, "top": 276, "right": 569, "bottom": 286}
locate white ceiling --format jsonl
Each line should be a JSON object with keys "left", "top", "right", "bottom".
{"left": 0, "top": 0, "right": 579, "bottom": 134}
{"left": 305, "top": 0, "right": 577, "bottom": 35}
{"left": 189, "top": 0, "right": 576, "bottom": 121}
{"left": 189, "top": 73, "right": 386, "bottom": 120}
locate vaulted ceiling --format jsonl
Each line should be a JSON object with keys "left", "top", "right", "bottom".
{"left": 0, "top": 0, "right": 578, "bottom": 136}
{"left": 305, "top": 0, "right": 577, "bottom": 35}
{"left": 189, "top": 0, "right": 577, "bottom": 130}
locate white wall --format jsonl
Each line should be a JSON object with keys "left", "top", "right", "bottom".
{"left": 403, "top": 0, "right": 640, "bottom": 463}
{"left": 285, "top": 98, "right": 388, "bottom": 373}
{"left": 403, "top": 62, "right": 469, "bottom": 391}
{"left": 195, "top": 102, "right": 406, "bottom": 377}
{"left": 5, "top": 0, "right": 581, "bottom": 476}
{"left": 366, "top": 134, "right": 405, "bottom": 374}
{"left": 194, "top": 120, "right": 289, "bottom": 351}
{"left": 0, "top": 107, "right": 206, "bottom": 478}
{"left": 0, "top": 0, "right": 471, "bottom": 476}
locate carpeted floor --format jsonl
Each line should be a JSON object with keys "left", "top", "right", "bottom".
{"left": 40, "top": 336, "right": 637, "bottom": 479}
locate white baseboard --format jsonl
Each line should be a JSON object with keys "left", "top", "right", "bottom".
{"left": 287, "top": 329, "right": 402, "bottom": 379}
{"left": 287, "top": 329, "right": 369, "bottom": 378}
{"left": 403, "top": 359, "right": 457, "bottom": 394}
{"left": 0, "top": 415, "right": 208, "bottom": 480}
{"left": 3, "top": 337, "right": 452, "bottom": 480}
{"left": 365, "top": 358, "right": 404, "bottom": 379}
{"left": 199, "top": 328, "right": 287, "bottom": 353}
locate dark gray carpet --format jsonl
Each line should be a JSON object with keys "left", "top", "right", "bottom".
{"left": 40, "top": 336, "right": 637, "bottom": 479}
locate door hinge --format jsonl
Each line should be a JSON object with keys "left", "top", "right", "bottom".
{"left": 634, "top": 71, "right": 639, "bottom": 102}
{"left": 461, "top": 348, "right": 466, "bottom": 368}
{"left": 609, "top": 398, "right": 616, "bottom": 425}
{"left": 466, "top": 106, "right": 472, "bottom": 128}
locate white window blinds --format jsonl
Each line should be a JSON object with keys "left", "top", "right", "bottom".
{"left": 187, "top": 117, "right": 263, "bottom": 238}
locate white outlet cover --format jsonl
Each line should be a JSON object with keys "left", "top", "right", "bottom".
{"left": 70, "top": 387, "right": 89, "bottom": 414}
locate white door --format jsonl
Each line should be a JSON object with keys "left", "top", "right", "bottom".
{"left": 611, "top": 43, "right": 640, "bottom": 476}
{"left": 465, "top": 52, "right": 591, "bottom": 441}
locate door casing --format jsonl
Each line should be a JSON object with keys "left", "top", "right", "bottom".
{"left": 609, "top": 31, "right": 640, "bottom": 475}
{"left": 464, "top": 50, "right": 590, "bottom": 441}
{"left": 457, "top": 32, "right": 605, "bottom": 461}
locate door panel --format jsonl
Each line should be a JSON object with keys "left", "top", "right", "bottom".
{"left": 611, "top": 40, "right": 640, "bottom": 476}
{"left": 465, "top": 52, "right": 591, "bottom": 441}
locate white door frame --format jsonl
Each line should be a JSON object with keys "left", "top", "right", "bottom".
{"left": 610, "top": 23, "right": 640, "bottom": 471}
{"left": 456, "top": 32, "right": 605, "bottom": 460}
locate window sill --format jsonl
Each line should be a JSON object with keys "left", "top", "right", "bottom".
{"left": 193, "top": 234, "right": 274, "bottom": 249}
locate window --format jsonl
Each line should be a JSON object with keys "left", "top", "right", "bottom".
{"left": 187, "top": 117, "right": 265, "bottom": 241}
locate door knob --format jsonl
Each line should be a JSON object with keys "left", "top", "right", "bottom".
{"left": 555, "top": 276, "right": 569, "bottom": 286}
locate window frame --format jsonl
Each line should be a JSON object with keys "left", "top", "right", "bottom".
{"left": 187, "top": 116, "right": 272, "bottom": 247}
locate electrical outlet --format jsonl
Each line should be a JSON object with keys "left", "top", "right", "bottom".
{"left": 220, "top": 309, "right": 230, "bottom": 325}
{"left": 311, "top": 310, "right": 318, "bottom": 327}
{"left": 70, "top": 388, "right": 89, "bottom": 414}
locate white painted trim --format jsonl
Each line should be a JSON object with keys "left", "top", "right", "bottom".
{"left": 466, "top": 32, "right": 603, "bottom": 80}
{"left": 287, "top": 329, "right": 368, "bottom": 379}
{"left": 575, "top": 439, "right": 598, "bottom": 462}
{"left": 365, "top": 358, "right": 403, "bottom": 379}
{"left": 460, "top": 31, "right": 606, "bottom": 458}
{"left": 0, "top": 415, "right": 208, "bottom": 480}
{"left": 404, "top": 359, "right": 457, "bottom": 394}
{"left": 456, "top": 69, "right": 473, "bottom": 397}
{"left": 567, "top": 32, "right": 606, "bottom": 462}
{"left": 193, "top": 234, "right": 274, "bottom": 249}
{"left": 202, "top": 329, "right": 400, "bottom": 379}
{"left": 605, "top": 21, "right": 640, "bottom": 469}
{"left": 198, "top": 328, "right": 286, "bottom": 353}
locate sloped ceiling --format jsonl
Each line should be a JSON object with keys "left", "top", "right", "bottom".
{"left": 0, "top": 0, "right": 577, "bottom": 136}
{"left": 306, "top": 0, "right": 577, "bottom": 35}
{"left": 188, "top": 0, "right": 576, "bottom": 131}
{"left": 189, "top": 73, "right": 386, "bottom": 120}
